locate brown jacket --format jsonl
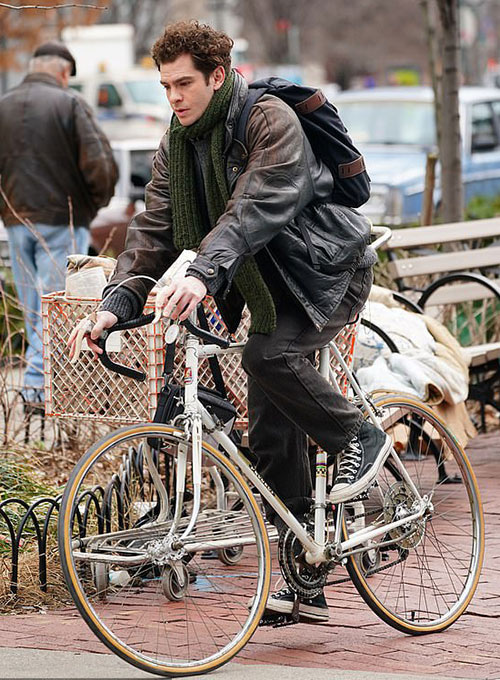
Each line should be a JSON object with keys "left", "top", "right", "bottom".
{"left": 105, "top": 72, "right": 373, "bottom": 332}
{"left": 0, "top": 73, "right": 118, "bottom": 228}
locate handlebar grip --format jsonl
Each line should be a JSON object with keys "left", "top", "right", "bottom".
{"left": 182, "top": 318, "right": 230, "bottom": 348}
{"left": 109, "top": 312, "right": 156, "bottom": 333}
{"left": 96, "top": 313, "right": 155, "bottom": 381}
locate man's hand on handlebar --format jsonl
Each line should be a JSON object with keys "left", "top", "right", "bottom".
{"left": 156, "top": 276, "right": 207, "bottom": 322}
{"left": 68, "top": 310, "right": 118, "bottom": 361}
{"left": 67, "top": 276, "right": 207, "bottom": 362}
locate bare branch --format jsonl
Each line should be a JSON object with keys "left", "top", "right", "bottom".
{"left": 0, "top": 3, "right": 105, "bottom": 9}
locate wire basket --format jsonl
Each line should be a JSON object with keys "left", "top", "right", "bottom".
{"left": 42, "top": 293, "right": 359, "bottom": 426}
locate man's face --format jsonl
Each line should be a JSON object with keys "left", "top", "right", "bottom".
{"left": 160, "top": 53, "right": 225, "bottom": 126}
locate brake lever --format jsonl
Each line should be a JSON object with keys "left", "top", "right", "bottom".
{"left": 182, "top": 318, "right": 230, "bottom": 348}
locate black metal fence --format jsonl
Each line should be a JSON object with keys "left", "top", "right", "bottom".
{"left": 0, "top": 443, "right": 167, "bottom": 597}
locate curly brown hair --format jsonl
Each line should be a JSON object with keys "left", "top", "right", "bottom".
{"left": 151, "top": 21, "right": 233, "bottom": 81}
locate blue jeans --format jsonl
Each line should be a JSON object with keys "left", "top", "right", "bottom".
{"left": 7, "top": 223, "right": 89, "bottom": 394}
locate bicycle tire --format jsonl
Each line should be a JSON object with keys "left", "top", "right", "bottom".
{"left": 58, "top": 423, "right": 271, "bottom": 677}
{"left": 344, "top": 394, "right": 484, "bottom": 635}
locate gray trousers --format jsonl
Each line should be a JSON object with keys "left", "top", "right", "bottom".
{"left": 241, "top": 267, "right": 373, "bottom": 521}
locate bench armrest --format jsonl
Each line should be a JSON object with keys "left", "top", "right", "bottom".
{"left": 360, "top": 318, "right": 400, "bottom": 353}
{"left": 391, "top": 291, "right": 424, "bottom": 314}
{"left": 417, "top": 272, "right": 500, "bottom": 308}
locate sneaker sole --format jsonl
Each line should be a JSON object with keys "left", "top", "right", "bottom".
{"left": 251, "top": 597, "right": 329, "bottom": 621}
{"left": 299, "top": 604, "right": 330, "bottom": 621}
{"left": 248, "top": 595, "right": 294, "bottom": 616}
{"left": 264, "top": 599, "right": 294, "bottom": 615}
{"left": 330, "top": 433, "right": 392, "bottom": 504}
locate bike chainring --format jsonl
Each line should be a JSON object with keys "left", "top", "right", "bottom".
{"left": 383, "top": 482, "right": 426, "bottom": 549}
{"left": 277, "top": 527, "right": 328, "bottom": 599}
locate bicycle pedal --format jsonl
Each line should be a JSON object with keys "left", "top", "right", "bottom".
{"left": 259, "top": 612, "right": 299, "bottom": 628}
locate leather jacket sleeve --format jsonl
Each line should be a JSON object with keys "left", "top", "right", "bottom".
{"left": 186, "top": 96, "right": 333, "bottom": 295}
{"left": 102, "top": 132, "right": 180, "bottom": 307}
{"left": 74, "top": 97, "right": 119, "bottom": 210}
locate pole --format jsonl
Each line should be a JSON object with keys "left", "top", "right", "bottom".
{"left": 421, "top": 152, "right": 438, "bottom": 225}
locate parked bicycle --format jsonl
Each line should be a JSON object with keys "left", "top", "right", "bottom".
{"left": 58, "top": 226, "right": 484, "bottom": 677}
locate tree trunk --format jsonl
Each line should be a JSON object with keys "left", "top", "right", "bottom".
{"left": 435, "top": 0, "right": 463, "bottom": 223}
{"left": 421, "top": 0, "right": 441, "bottom": 150}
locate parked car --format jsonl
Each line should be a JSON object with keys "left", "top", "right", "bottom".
{"left": 69, "top": 68, "right": 171, "bottom": 142}
{"left": 89, "top": 137, "right": 159, "bottom": 256}
{"left": 334, "top": 86, "right": 500, "bottom": 225}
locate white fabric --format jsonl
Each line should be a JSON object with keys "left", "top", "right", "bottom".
{"left": 355, "top": 300, "right": 469, "bottom": 405}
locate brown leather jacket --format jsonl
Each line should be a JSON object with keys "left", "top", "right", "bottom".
{"left": 0, "top": 73, "right": 118, "bottom": 228}
{"left": 104, "top": 72, "right": 373, "bottom": 332}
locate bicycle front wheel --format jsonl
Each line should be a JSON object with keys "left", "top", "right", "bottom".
{"left": 58, "top": 424, "right": 271, "bottom": 677}
{"left": 345, "top": 394, "right": 484, "bottom": 635}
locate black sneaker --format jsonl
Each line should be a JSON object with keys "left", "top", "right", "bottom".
{"left": 263, "top": 586, "right": 329, "bottom": 622}
{"left": 330, "top": 421, "right": 392, "bottom": 503}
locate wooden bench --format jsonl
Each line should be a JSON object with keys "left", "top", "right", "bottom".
{"left": 382, "top": 217, "right": 500, "bottom": 430}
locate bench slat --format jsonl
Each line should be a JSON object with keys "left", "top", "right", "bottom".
{"left": 387, "top": 246, "right": 500, "bottom": 278}
{"left": 417, "top": 280, "right": 500, "bottom": 306}
{"left": 462, "top": 342, "right": 500, "bottom": 366}
{"left": 385, "top": 218, "right": 500, "bottom": 250}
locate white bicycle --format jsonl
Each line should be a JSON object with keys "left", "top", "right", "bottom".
{"left": 58, "top": 227, "right": 484, "bottom": 677}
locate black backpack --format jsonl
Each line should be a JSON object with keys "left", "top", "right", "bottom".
{"left": 235, "top": 77, "right": 370, "bottom": 208}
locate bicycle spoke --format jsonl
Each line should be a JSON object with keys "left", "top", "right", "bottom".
{"left": 346, "top": 397, "right": 483, "bottom": 633}
{"left": 59, "top": 426, "right": 270, "bottom": 673}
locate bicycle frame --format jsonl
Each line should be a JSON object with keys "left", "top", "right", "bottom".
{"left": 77, "top": 224, "right": 432, "bottom": 567}
{"left": 158, "top": 314, "right": 431, "bottom": 567}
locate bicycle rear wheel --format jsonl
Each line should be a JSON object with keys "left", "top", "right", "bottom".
{"left": 344, "top": 394, "right": 484, "bottom": 634}
{"left": 58, "top": 423, "right": 271, "bottom": 676}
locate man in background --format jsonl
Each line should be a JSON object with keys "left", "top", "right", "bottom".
{"left": 0, "top": 41, "right": 118, "bottom": 404}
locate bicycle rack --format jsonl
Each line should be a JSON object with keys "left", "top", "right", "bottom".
{"left": 0, "top": 443, "right": 169, "bottom": 598}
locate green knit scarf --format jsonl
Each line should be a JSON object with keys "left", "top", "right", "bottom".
{"left": 169, "top": 70, "right": 276, "bottom": 335}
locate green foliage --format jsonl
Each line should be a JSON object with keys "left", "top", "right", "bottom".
{"left": 0, "top": 456, "right": 59, "bottom": 556}
{"left": 0, "top": 456, "right": 57, "bottom": 503}
{"left": 0, "top": 270, "right": 25, "bottom": 357}
{"left": 465, "top": 195, "right": 500, "bottom": 221}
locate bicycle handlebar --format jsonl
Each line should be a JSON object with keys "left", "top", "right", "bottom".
{"left": 97, "top": 310, "right": 230, "bottom": 381}
{"left": 97, "top": 313, "right": 155, "bottom": 382}
{"left": 370, "top": 225, "right": 392, "bottom": 251}
{"left": 182, "top": 318, "right": 230, "bottom": 349}
{"left": 95, "top": 226, "right": 391, "bottom": 381}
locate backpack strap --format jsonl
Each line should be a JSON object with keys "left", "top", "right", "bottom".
{"left": 234, "top": 87, "right": 268, "bottom": 148}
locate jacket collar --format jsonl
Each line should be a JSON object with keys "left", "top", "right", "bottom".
{"left": 22, "top": 73, "right": 63, "bottom": 89}
{"left": 224, "top": 70, "right": 248, "bottom": 150}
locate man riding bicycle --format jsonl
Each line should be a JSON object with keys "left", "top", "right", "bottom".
{"left": 69, "top": 20, "right": 391, "bottom": 622}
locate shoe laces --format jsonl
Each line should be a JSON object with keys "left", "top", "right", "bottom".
{"left": 336, "top": 437, "right": 362, "bottom": 483}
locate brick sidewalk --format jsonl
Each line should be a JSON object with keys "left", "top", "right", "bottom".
{"left": 0, "top": 431, "right": 498, "bottom": 679}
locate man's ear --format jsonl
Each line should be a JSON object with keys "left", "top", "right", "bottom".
{"left": 212, "top": 65, "right": 226, "bottom": 91}
{"left": 61, "top": 64, "right": 71, "bottom": 87}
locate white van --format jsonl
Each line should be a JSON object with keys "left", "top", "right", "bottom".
{"left": 69, "top": 68, "right": 172, "bottom": 140}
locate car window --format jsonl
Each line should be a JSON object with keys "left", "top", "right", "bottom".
{"left": 471, "top": 102, "right": 498, "bottom": 152}
{"left": 98, "top": 84, "right": 122, "bottom": 108}
{"left": 124, "top": 79, "right": 167, "bottom": 107}
{"left": 336, "top": 101, "right": 435, "bottom": 146}
{"left": 491, "top": 100, "right": 500, "bottom": 128}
